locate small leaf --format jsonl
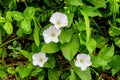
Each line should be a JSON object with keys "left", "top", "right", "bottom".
{"left": 0, "top": 70, "right": 7, "bottom": 78}
{"left": 16, "top": 28, "right": 23, "bottom": 37}
{"left": 6, "top": 11, "right": 12, "bottom": 22}
{"left": 41, "top": 42, "right": 60, "bottom": 53}
{"left": 3, "top": 22, "right": 13, "bottom": 34}
{"left": 61, "top": 34, "right": 79, "bottom": 61}
{"left": 11, "top": 11, "right": 23, "bottom": 21}
{"left": 21, "top": 19, "right": 32, "bottom": 33}
{"left": 0, "top": 17, "right": 6, "bottom": 23}
{"left": 7, "top": 67, "right": 15, "bottom": 74}
{"left": 59, "top": 28, "right": 74, "bottom": 44}
{"left": 20, "top": 50, "right": 30, "bottom": 59}
{"left": 23, "top": 7, "right": 35, "bottom": 20}
{"left": 109, "top": 25, "right": 120, "bottom": 36}
{"left": 69, "top": 69, "right": 77, "bottom": 80}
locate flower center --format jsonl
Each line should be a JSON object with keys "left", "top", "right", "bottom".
{"left": 57, "top": 21, "right": 61, "bottom": 26}
{"left": 80, "top": 59, "right": 84, "bottom": 63}
{"left": 51, "top": 33, "right": 56, "bottom": 37}
{"left": 39, "top": 58, "right": 43, "bottom": 62}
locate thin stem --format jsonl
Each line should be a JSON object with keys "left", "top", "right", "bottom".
{"left": 0, "top": 37, "right": 21, "bottom": 48}
{"left": 91, "top": 18, "right": 105, "bottom": 36}
{"left": 23, "top": 0, "right": 28, "bottom": 7}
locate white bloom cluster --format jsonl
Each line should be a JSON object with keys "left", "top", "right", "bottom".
{"left": 43, "top": 12, "right": 68, "bottom": 43}
{"left": 75, "top": 53, "right": 92, "bottom": 71}
{"left": 32, "top": 12, "right": 68, "bottom": 67}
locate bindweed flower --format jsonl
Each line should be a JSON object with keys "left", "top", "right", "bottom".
{"left": 32, "top": 52, "right": 48, "bottom": 67}
{"left": 49, "top": 12, "right": 68, "bottom": 29}
{"left": 43, "top": 25, "right": 61, "bottom": 43}
{"left": 75, "top": 53, "right": 92, "bottom": 71}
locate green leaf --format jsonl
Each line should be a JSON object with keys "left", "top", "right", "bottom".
{"left": 59, "top": 28, "right": 74, "bottom": 44}
{"left": 109, "top": 55, "right": 120, "bottom": 75}
{"left": 98, "top": 45, "right": 114, "bottom": 62}
{"left": 71, "top": 62, "right": 91, "bottom": 80}
{"left": 69, "top": 69, "right": 77, "bottom": 80}
{"left": 6, "top": 11, "right": 12, "bottom": 22}
{"left": 0, "top": 17, "right": 6, "bottom": 23}
{"left": 44, "top": 55, "right": 55, "bottom": 68}
{"left": 16, "top": 28, "right": 23, "bottom": 37}
{"left": 41, "top": 42, "right": 60, "bottom": 53}
{"left": 16, "top": 65, "right": 32, "bottom": 78}
{"left": 91, "top": 55, "right": 107, "bottom": 67}
{"left": 31, "top": 43, "right": 41, "bottom": 53}
{"left": 114, "top": 37, "right": 120, "bottom": 48}
{"left": 0, "top": 70, "right": 7, "bottom": 78}
{"left": 80, "top": 10, "right": 91, "bottom": 44}
{"left": 94, "top": 35, "right": 108, "bottom": 49}
{"left": 67, "top": 13, "right": 74, "bottom": 28}
{"left": 23, "top": 7, "right": 35, "bottom": 20}
{"left": 31, "top": 67, "right": 43, "bottom": 76}
{"left": 65, "top": 0, "right": 83, "bottom": 6}
{"left": 33, "top": 26, "right": 40, "bottom": 47}
{"left": 109, "top": 25, "right": 120, "bottom": 36}
{"left": 3, "top": 22, "right": 13, "bottom": 34}
{"left": 82, "top": 5, "right": 102, "bottom": 17}
{"left": 48, "top": 69, "right": 61, "bottom": 80}
{"left": 87, "top": 38, "right": 97, "bottom": 54}
{"left": 21, "top": 19, "right": 32, "bottom": 33}
{"left": 7, "top": 67, "right": 15, "bottom": 74}
{"left": 11, "top": 11, "right": 23, "bottom": 21}
{"left": 87, "top": 0, "right": 106, "bottom": 8}
{"left": 61, "top": 34, "right": 79, "bottom": 61}
{"left": 20, "top": 50, "right": 30, "bottom": 59}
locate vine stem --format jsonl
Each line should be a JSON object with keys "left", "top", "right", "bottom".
{"left": 0, "top": 37, "right": 21, "bottom": 48}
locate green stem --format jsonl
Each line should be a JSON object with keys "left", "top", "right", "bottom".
{"left": 0, "top": 37, "right": 21, "bottom": 48}
{"left": 91, "top": 18, "right": 105, "bottom": 36}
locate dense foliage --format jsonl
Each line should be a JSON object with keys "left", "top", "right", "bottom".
{"left": 0, "top": 0, "right": 120, "bottom": 80}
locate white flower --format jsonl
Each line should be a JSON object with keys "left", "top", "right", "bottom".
{"left": 75, "top": 53, "right": 92, "bottom": 71}
{"left": 49, "top": 12, "right": 68, "bottom": 29}
{"left": 32, "top": 52, "right": 48, "bottom": 67}
{"left": 43, "top": 25, "right": 61, "bottom": 43}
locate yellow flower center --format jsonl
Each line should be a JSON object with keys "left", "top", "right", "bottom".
{"left": 80, "top": 59, "right": 84, "bottom": 63}
{"left": 51, "top": 33, "right": 56, "bottom": 37}
{"left": 39, "top": 58, "right": 43, "bottom": 62}
{"left": 57, "top": 21, "right": 61, "bottom": 26}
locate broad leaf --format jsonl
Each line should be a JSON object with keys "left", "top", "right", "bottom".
{"left": 0, "top": 17, "right": 6, "bottom": 23}
{"left": 98, "top": 45, "right": 114, "bottom": 62}
{"left": 48, "top": 69, "right": 61, "bottom": 80}
{"left": 61, "top": 34, "right": 79, "bottom": 61}
{"left": 71, "top": 62, "right": 91, "bottom": 80}
{"left": 59, "top": 28, "right": 74, "bottom": 44}
{"left": 67, "top": 13, "right": 74, "bottom": 28}
{"left": 16, "top": 65, "right": 32, "bottom": 78}
{"left": 6, "top": 11, "right": 12, "bottom": 22}
{"left": 41, "top": 42, "right": 60, "bottom": 53}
